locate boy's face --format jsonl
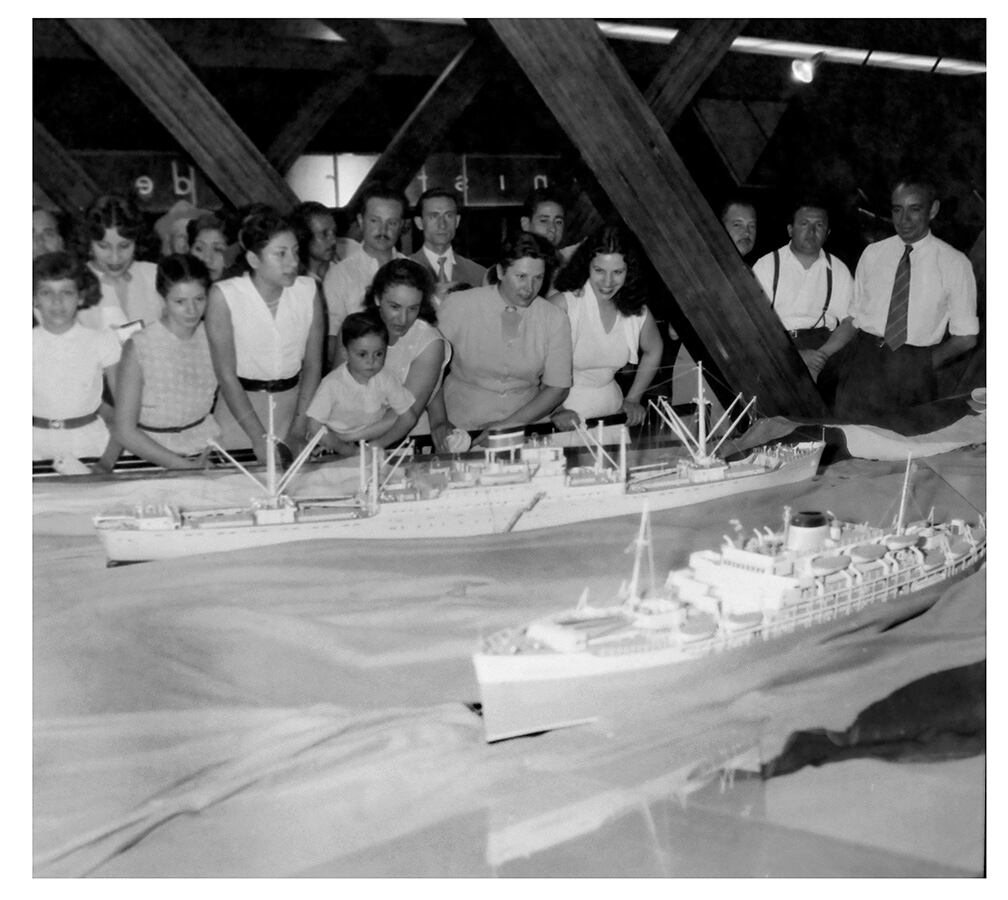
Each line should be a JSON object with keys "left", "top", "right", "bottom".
{"left": 34, "top": 277, "right": 80, "bottom": 333}
{"left": 521, "top": 202, "right": 565, "bottom": 248}
{"left": 345, "top": 333, "right": 388, "bottom": 384}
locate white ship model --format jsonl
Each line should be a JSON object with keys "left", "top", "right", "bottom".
{"left": 93, "top": 366, "right": 824, "bottom": 563}
{"left": 473, "top": 459, "right": 986, "bottom": 741}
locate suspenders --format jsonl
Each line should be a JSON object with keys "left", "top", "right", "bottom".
{"left": 771, "top": 248, "right": 833, "bottom": 328}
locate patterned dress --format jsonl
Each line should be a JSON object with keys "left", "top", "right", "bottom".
{"left": 130, "top": 320, "right": 220, "bottom": 455}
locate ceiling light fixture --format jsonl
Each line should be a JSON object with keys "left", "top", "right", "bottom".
{"left": 790, "top": 52, "right": 824, "bottom": 84}
{"left": 387, "top": 19, "right": 986, "bottom": 77}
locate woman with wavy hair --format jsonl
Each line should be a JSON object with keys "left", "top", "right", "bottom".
{"left": 549, "top": 224, "right": 663, "bottom": 428}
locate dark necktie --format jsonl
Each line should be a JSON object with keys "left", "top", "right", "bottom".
{"left": 436, "top": 256, "right": 448, "bottom": 282}
{"left": 883, "top": 245, "right": 912, "bottom": 350}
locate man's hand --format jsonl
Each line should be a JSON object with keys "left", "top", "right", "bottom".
{"left": 799, "top": 348, "right": 829, "bottom": 380}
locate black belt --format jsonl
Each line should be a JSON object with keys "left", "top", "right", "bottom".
{"left": 788, "top": 326, "right": 830, "bottom": 339}
{"left": 238, "top": 372, "right": 300, "bottom": 392}
{"left": 33, "top": 409, "right": 100, "bottom": 430}
{"left": 140, "top": 413, "right": 210, "bottom": 434}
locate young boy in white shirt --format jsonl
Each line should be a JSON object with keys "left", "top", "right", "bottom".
{"left": 306, "top": 312, "right": 415, "bottom": 449}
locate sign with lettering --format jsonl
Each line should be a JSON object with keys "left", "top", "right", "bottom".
{"left": 67, "top": 150, "right": 562, "bottom": 212}
{"left": 405, "top": 154, "right": 562, "bottom": 208}
{"left": 71, "top": 151, "right": 224, "bottom": 213}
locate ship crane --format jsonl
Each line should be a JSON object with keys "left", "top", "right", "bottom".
{"left": 647, "top": 361, "right": 755, "bottom": 466}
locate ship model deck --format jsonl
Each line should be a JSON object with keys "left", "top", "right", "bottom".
{"left": 93, "top": 365, "right": 824, "bottom": 563}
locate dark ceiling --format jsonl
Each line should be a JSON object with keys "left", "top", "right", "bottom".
{"left": 33, "top": 18, "right": 986, "bottom": 249}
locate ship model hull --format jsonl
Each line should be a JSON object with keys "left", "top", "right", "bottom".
{"left": 94, "top": 442, "right": 824, "bottom": 563}
{"left": 473, "top": 478, "right": 985, "bottom": 741}
{"left": 475, "top": 556, "right": 982, "bottom": 742}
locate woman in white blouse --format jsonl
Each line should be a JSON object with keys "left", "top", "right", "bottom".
{"left": 76, "top": 194, "right": 163, "bottom": 336}
{"left": 549, "top": 224, "right": 663, "bottom": 428}
{"left": 205, "top": 208, "right": 325, "bottom": 463}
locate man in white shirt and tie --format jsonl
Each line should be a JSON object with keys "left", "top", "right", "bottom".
{"left": 410, "top": 188, "right": 487, "bottom": 303}
{"left": 323, "top": 183, "right": 408, "bottom": 363}
{"left": 752, "top": 201, "right": 854, "bottom": 379}
{"left": 818, "top": 176, "right": 978, "bottom": 419}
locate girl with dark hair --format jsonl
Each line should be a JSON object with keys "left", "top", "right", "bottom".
{"left": 114, "top": 254, "right": 222, "bottom": 469}
{"left": 187, "top": 214, "right": 230, "bottom": 282}
{"left": 204, "top": 208, "right": 324, "bottom": 463}
{"left": 549, "top": 224, "right": 663, "bottom": 428}
{"left": 77, "top": 194, "right": 164, "bottom": 334}
{"left": 434, "top": 232, "right": 572, "bottom": 442}
{"left": 33, "top": 251, "right": 121, "bottom": 472}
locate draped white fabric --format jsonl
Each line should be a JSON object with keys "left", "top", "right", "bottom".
{"left": 33, "top": 449, "right": 985, "bottom": 876}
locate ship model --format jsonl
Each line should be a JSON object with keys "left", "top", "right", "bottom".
{"left": 93, "top": 365, "right": 825, "bottom": 563}
{"left": 472, "top": 459, "right": 986, "bottom": 741}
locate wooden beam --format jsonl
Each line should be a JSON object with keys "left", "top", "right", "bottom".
{"left": 643, "top": 19, "right": 747, "bottom": 127}
{"left": 264, "top": 19, "right": 386, "bottom": 176}
{"left": 345, "top": 39, "right": 490, "bottom": 209}
{"left": 564, "top": 20, "right": 746, "bottom": 246}
{"left": 266, "top": 70, "right": 368, "bottom": 175}
{"left": 320, "top": 19, "right": 390, "bottom": 63}
{"left": 36, "top": 18, "right": 470, "bottom": 76}
{"left": 33, "top": 118, "right": 100, "bottom": 213}
{"left": 486, "top": 18, "right": 825, "bottom": 417}
{"left": 64, "top": 18, "right": 299, "bottom": 210}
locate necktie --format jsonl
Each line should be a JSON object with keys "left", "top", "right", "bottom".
{"left": 436, "top": 256, "right": 448, "bottom": 282}
{"left": 883, "top": 245, "right": 912, "bottom": 350}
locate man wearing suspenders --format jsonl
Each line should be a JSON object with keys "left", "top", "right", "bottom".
{"left": 752, "top": 202, "right": 854, "bottom": 380}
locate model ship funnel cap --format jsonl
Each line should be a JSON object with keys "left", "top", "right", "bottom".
{"left": 786, "top": 510, "right": 830, "bottom": 552}
{"left": 790, "top": 510, "right": 828, "bottom": 528}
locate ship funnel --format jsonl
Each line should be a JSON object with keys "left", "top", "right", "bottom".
{"left": 785, "top": 511, "right": 829, "bottom": 552}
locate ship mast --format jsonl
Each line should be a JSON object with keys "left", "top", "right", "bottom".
{"left": 696, "top": 360, "right": 707, "bottom": 458}
{"left": 895, "top": 453, "right": 912, "bottom": 534}
{"left": 265, "top": 396, "right": 277, "bottom": 498}
{"left": 626, "top": 505, "right": 654, "bottom": 603}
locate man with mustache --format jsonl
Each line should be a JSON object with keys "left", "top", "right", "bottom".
{"left": 323, "top": 183, "right": 408, "bottom": 365}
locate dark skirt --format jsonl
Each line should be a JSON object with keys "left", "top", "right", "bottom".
{"left": 821, "top": 330, "right": 936, "bottom": 422}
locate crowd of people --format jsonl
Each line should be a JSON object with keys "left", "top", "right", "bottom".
{"left": 33, "top": 172, "right": 982, "bottom": 474}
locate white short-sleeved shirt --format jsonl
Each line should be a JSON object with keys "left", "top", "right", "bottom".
{"left": 34, "top": 322, "right": 121, "bottom": 418}
{"left": 851, "top": 232, "right": 978, "bottom": 346}
{"left": 752, "top": 245, "right": 854, "bottom": 331}
{"left": 306, "top": 364, "right": 415, "bottom": 438}
{"left": 216, "top": 273, "right": 316, "bottom": 380}
{"left": 321, "top": 249, "right": 404, "bottom": 337}
{"left": 78, "top": 261, "right": 163, "bottom": 333}
{"left": 33, "top": 322, "right": 121, "bottom": 460}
